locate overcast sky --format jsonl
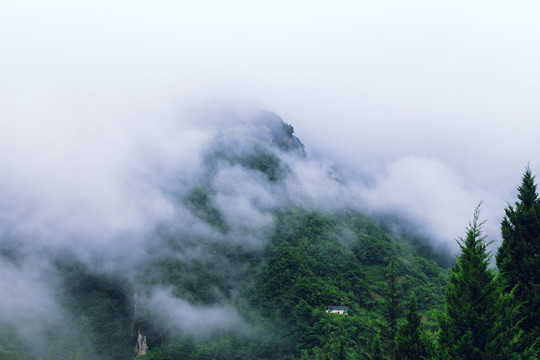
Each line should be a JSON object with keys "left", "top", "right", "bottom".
{"left": 2, "top": 0, "right": 540, "bottom": 248}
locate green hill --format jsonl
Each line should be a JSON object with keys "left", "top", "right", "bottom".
{"left": 0, "top": 113, "right": 450, "bottom": 360}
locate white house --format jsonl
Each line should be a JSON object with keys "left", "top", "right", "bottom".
{"left": 326, "top": 305, "right": 349, "bottom": 315}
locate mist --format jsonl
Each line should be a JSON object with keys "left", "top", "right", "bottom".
{"left": 0, "top": 109, "right": 371, "bottom": 354}
{"left": 0, "top": 109, "right": 494, "bottom": 353}
{"left": 2, "top": 0, "right": 540, "bottom": 356}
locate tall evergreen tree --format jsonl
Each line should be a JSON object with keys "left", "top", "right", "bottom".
{"left": 487, "top": 288, "right": 535, "bottom": 360}
{"left": 319, "top": 315, "right": 333, "bottom": 360}
{"left": 370, "top": 332, "right": 386, "bottom": 360}
{"left": 496, "top": 167, "right": 540, "bottom": 350}
{"left": 382, "top": 261, "right": 402, "bottom": 354}
{"left": 437, "top": 206, "right": 499, "bottom": 360}
{"left": 331, "top": 320, "right": 351, "bottom": 360}
{"left": 394, "top": 294, "right": 431, "bottom": 360}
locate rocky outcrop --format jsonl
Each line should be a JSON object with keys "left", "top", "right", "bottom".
{"left": 134, "top": 330, "right": 148, "bottom": 358}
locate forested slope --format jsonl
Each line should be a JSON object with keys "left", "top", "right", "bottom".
{"left": 2, "top": 113, "right": 535, "bottom": 360}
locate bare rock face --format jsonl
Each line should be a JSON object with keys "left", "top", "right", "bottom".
{"left": 258, "top": 111, "right": 305, "bottom": 157}
{"left": 134, "top": 330, "right": 148, "bottom": 358}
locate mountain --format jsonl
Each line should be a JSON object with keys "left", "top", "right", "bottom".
{"left": 0, "top": 112, "right": 450, "bottom": 360}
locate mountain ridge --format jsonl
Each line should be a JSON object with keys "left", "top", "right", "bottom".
{"left": 0, "top": 112, "right": 450, "bottom": 360}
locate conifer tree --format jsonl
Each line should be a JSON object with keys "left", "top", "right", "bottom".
{"left": 319, "top": 314, "right": 333, "bottom": 360}
{"left": 496, "top": 167, "right": 540, "bottom": 350}
{"left": 382, "top": 261, "right": 402, "bottom": 354}
{"left": 487, "top": 289, "right": 535, "bottom": 360}
{"left": 370, "top": 332, "right": 386, "bottom": 360}
{"left": 300, "top": 349, "right": 312, "bottom": 360}
{"left": 437, "top": 206, "right": 499, "bottom": 360}
{"left": 394, "top": 294, "right": 431, "bottom": 360}
{"left": 331, "top": 320, "right": 351, "bottom": 360}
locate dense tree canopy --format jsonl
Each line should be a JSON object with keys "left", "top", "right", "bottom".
{"left": 394, "top": 294, "right": 431, "bottom": 360}
{"left": 497, "top": 167, "right": 540, "bottom": 350}
{"left": 3, "top": 160, "right": 539, "bottom": 359}
{"left": 437, "top": 206, "right": 499, "bottom": 360}
{"left": 437, "top": 205, "right": 533, "bottom": 360}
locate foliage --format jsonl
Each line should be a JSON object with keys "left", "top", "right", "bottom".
{"left": 0, "top": 205, "right": 450, "bottom": 360}
{"left": 57, "top": 260, "right": 134, "bottom": 360}
{"left": 0, "top": 323, "right": 32, "bottom": 360}
{"left": 394, "top": 294, "right": 431, "bottom": 360}
{"left": 257, "top": 208, "right": 448, "bottom": 359}
{"left": 370, "top": 332, "right": 386, "bottom": 360}
{"left": 0, "top": 206, "right": 449, "bottom": 359}
{"left": 380, "top": 261, "right": 402, "bottom": 353}
{"left": 139, "top": 206, "right": 448, "bottom": 360}
{"left": 2, "top": 119, "right": 537, "bottom": 360}
{"left": 496, "top": 167, "right": 540, "bottom": 351}
{"left": 437, "top": 205, "right": 527, "bottom": 360}
{"left": 242, "top": 146, "right": 288, "bottom": 181}
{"left": 185, "top": 187, "right": 230, "bottom": 233}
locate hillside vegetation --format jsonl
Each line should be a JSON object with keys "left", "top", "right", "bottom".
{"left": 0, "top": 114, "right": 537, "bottom": 360}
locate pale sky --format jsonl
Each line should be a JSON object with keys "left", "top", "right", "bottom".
{"left": 2, "top": 0, "right": 540, "bottom": 247}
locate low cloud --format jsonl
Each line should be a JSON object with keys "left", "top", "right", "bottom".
{"left": 0, "top": 256, "right": 67, "bottom": 351}
{"left": 0, "top": 108, "right": 515, "bottom": 352}
{"left": 141, "top": 287, "right": 246, "bottom": 336}
{"left": 358, "top": 156, "right": 505, "bottom": 250}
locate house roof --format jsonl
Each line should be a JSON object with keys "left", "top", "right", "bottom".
{"left": 327, "top": 305, "right": 349, "bottom": 310}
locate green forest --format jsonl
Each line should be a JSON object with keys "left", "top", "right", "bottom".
{"left": 1, "top": 117, "right": 539, "bottom": 360}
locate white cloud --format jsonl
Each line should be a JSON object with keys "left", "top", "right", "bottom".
{"left": 142, "top": 287, "right": 246, "bottom": 336}
{"left": 0, "top": 0, "right": 539, "bottom": 346}
{"left": 359, "top": 156, "right": 506, "bottom": 249}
